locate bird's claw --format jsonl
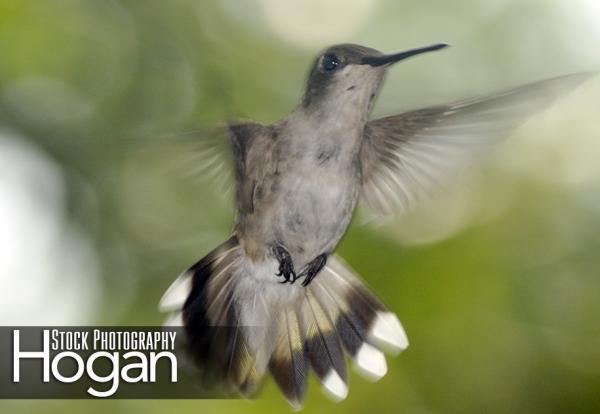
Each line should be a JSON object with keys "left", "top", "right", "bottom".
{"left": 299, "top": 253, "right": 327, "bottom": 287}
{"left": 272, "top": 246, "right": 327, "bottom": 286}
{"left": 276, "top": 260, "right": 297, "bottom": 284}
{"left": 273, "top": 245, "right": 297, "bottom": 284}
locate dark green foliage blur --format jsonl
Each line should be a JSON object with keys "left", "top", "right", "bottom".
{"left": 1, "top": 0, "right": 599, "bottom": 413}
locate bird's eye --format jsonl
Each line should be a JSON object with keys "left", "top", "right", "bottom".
{"left": 322, "top": 54, "right": 340, "bottom": 71}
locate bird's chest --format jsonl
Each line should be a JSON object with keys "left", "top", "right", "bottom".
{"left": 269, "top": 147, "right": 360, "bottom": 263}
{"left": 282, "top": 133, "right": 359, "bottom": 205}
{"left": 280, "top": 164, "right": 355, "bottom": 218}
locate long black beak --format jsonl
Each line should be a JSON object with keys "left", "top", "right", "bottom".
{"left": 361, "top": 43, "right": 449, "bottom": 67}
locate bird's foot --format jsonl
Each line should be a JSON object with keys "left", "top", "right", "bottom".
{"left": 299, "top": 254, "right": 328, "bottom": 287}
{"left": 273, "top": 244, "right": 297, "bottom": 284}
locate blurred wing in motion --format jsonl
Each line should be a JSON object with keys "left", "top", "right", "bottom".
{"left": 147, "top": 121, "right": 266, "bottom": 198}
{"left": 360, "top": 72, "right": 595, "bottom": 217}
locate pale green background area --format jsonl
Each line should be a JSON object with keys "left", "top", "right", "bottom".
{"left": 1, "top": 0, "right": 600, "bottom": 413}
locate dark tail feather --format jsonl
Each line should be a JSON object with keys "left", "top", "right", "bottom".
{"left": 160, "top": 243, "right": 408, "bottom": 407}
{"left": 311, "top": 257, "right": 408, "bottom": 381}
{"left": 159, "top": 236, "right": 263, "bottom": 394}
{"left": 268, "top": 309, "right": 308, "bottom": 409}
{"left": 303, "top": 288, "right": 347, "bottom": 400}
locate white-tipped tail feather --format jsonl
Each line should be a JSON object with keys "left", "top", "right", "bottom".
{"left": 368, "top": 311, "right": 409, "bottom": 354}
{"left": 322, "top": 369, "right": 348, "bottom": 401}
{"left": 159, "top": 273, "right": 192, "bottom": 312}
{"left": 163, "top": 312, "right": 184, "bottom": 327}
{"left": 159, "top": 236, "right": 408, "bottom": 407}
{"left": 354, "top": 343, "right": 387, "bottom": 381}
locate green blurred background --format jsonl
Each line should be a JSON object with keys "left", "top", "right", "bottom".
{"left": 1, "top": 0, "right": 599, "bottom": 413}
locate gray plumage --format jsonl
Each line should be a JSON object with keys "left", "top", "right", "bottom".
{"left": 160, "top": 43, "right": 594, "bottom": 407}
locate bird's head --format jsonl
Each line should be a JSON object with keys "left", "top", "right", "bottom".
{"left": 302, "top": 43, "right": 448, "bottom": 116}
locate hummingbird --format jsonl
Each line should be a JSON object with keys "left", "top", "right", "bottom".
{"left": 159, "top": 43, "right": 592, "bottom": 407}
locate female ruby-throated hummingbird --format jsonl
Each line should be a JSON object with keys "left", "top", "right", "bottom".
{"left": 159, "top": 43, "right": 592, "bottom": 407}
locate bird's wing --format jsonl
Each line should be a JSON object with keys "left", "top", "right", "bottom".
{"left": 359, "top": 72, "right": 594, "bottom": 217}
{"left": 145, "top": 121, "right": 269, "bottom": 210}
{"left": 228, "top": 122, "right": 273, "bottom": 215}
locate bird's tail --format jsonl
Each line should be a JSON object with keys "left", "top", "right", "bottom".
{"left": 159, "top": 235, "right": 408, "bottom": 408}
